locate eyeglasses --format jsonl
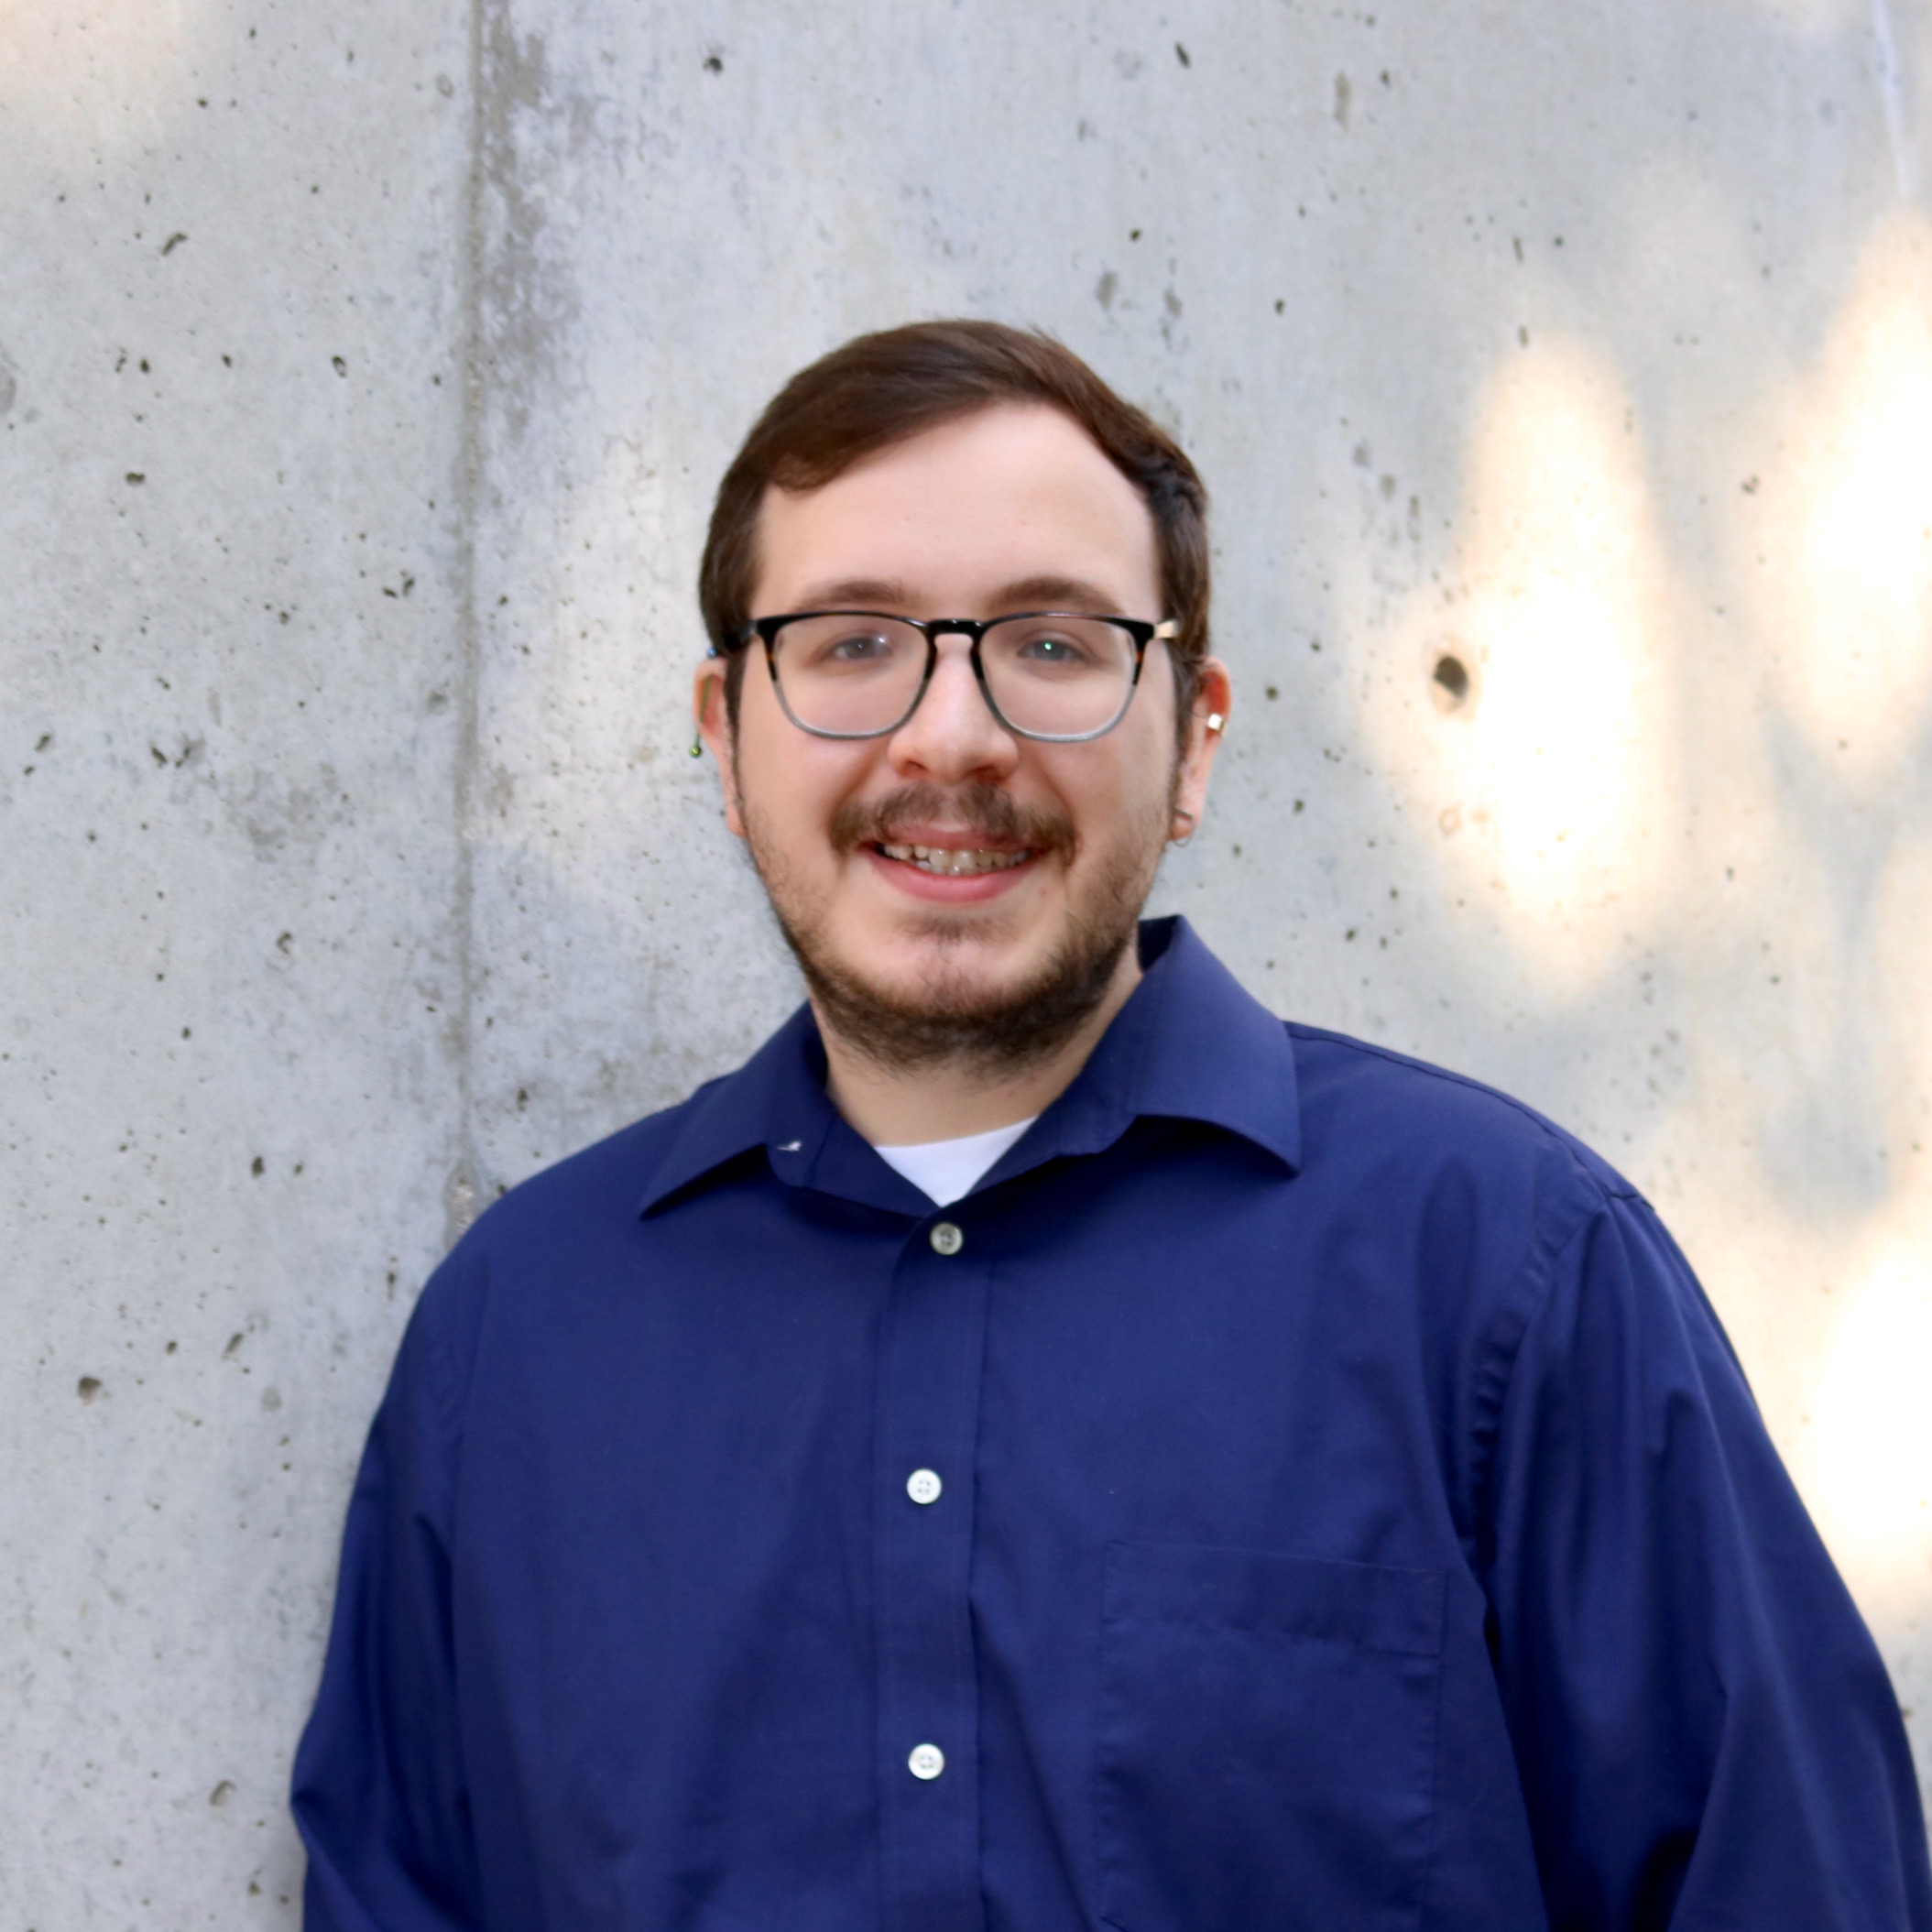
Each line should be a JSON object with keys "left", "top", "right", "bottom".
{"left": 727, "top": 610, "right": 1177, "bottom": 743}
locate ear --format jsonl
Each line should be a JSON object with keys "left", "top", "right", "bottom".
{"left": 1172, "top": 656, "right": 1232, "bottom": 838}
{"left": 693, "top": 661, "right": 746, "bottom": 840}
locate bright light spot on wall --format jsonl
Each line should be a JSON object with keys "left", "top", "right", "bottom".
{"left": 1805, "top": 1245, "right": 1932, "bottom": 1621}
{"left": 1370, "top": 336, "right": 1681, "bottom": 995}
{"left": 0, "top": 1, "right": 193, "bottom": 156}
{"left": 1747, "top": 213, "right": 1932, "bottom": 782}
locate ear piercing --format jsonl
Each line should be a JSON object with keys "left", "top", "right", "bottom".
{"left": 1206, "top": 714, "right": 1226, "bottom": 734}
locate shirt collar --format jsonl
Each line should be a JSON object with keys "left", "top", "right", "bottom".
{"left": 638, "top": 915, "right": 1301, "bottom": 1218}
{"left": 1026, "top": 915, "right": 1301, "bottom": 1179}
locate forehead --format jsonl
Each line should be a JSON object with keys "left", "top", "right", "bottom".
{"left": 750, "top": 403, "right": 1162, "bottom": 614}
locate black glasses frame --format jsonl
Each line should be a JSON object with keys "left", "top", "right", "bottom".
{"left": 725, "top": 610, "right": 1178, "bottom": 743}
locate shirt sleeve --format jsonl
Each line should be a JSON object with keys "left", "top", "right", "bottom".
{"left": 1480, "top": 1187, "right": 1932, "bottom": 1930}
{"left": 290, "top": 1247, "right": 486, "bottom": 1931}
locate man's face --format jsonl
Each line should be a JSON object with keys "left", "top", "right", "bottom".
{"left": 697, "top": 402, "right": 1228, "bottom": 1067}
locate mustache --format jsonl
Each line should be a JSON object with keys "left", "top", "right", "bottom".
{"left": 831, "top": 783, "right": 1075, "bottom": 856}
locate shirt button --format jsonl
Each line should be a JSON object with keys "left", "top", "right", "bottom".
{"left": 907, "top": 1742, "right": 945, "bottom": 1781}
{"left": 929, "top": 1221, "right": 964, "bottom": 1256}
{"left": 906, "top": 1468, "right": 943, "bottom": 1506}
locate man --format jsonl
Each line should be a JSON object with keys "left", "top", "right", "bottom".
{"left": 293, "top": 321, "right": 1932, "bottom": 1929}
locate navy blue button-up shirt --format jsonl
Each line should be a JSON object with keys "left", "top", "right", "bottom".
{"left": 293, "top": 918, "right": 1931, "bottom": 1930}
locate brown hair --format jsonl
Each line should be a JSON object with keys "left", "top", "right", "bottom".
{"left": 697, "top": 320, "right": 1210, "bottom": 743}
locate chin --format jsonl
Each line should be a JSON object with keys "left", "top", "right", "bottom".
{"left": 865, "top": 934, "right": 1042, "bottom": 1013}
{"left": 759, "top": 824, "right": 1151, "bottom": 1073}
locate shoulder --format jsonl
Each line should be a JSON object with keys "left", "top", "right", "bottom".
{"left": 1278, "top": 1021, "right": 1651, "bottom": 1337}
{"left": 1274, "top": 1028, "right": 1705, "bottom": 1507}
{"left": 409, "top": 1075, "right": 735, "bottom": 1337}
{"left": 1286, "top": 1021, "right": 1636, "bottom": 1204}
{"left": 470, "top": 1075, "right": 737, "bottom": 1259}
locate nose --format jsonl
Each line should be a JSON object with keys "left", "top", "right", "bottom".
{"left": 885, "top": 635, "right": 1020, "bottom": 784}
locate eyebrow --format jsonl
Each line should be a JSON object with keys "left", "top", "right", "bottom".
{"left": 780, "top": 573, "right": 1135, "bottom": 615}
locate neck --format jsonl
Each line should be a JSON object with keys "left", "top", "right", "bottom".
{"left": 817, "top": 944, "right": 1143, "bottom": 1146}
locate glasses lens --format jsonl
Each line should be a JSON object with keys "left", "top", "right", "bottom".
{"left": 770, "top": 615, "right": 928, "bottom": 737}
{"left": 981, "top": 616, "right": 1138, "bottom": 738}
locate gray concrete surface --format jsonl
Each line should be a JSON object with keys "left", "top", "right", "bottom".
{"left": 4, "top": 0, "right": 1929, "bottom": 1919}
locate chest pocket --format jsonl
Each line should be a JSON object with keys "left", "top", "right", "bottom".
{"left": 1096, "top": 1541, "right": 1445, "bottom": 1932}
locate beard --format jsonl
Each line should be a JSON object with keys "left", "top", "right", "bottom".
{"left": 742, "top": 779, "right": 1172, "bottom": 1081}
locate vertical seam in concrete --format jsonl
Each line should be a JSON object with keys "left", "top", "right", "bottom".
{"left": 446, "top": 0, "right": 489, "bottom": 1241}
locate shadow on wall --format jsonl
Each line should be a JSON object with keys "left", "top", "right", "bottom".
{"left": 1368, "top": 208, "right": 1932, "bottom": 1636}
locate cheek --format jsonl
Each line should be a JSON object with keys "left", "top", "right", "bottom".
{"left": 735, "top": 726, "right": 874, "bottom": 840}
{"left": 1069, "top": 737, "right": 1176, "bottom": 834}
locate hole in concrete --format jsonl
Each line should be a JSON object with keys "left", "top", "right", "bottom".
{"left": 1429, "top": 649, "right": 1477, "bottom": 714}
{"left": 77, "top": 1376, "right": 102, "bottom": 1402}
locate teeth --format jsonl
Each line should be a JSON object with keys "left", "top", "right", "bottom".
{"left": 879, "top": 842, "right": 1031, "bottom": 877}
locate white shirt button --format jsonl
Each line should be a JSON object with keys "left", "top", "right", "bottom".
{"left": 907, "top": 1742, "right": 945, "bottom": 1781}
{"left": 929, "top": 1221, "right": 964, "bottom": 1256}
{"left": 906, "top": 1468, "right": 943, "bottom": 1506}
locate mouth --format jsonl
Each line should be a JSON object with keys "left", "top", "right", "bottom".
{"left": 875, "top": 841, "right": 1033, "bottom": 878}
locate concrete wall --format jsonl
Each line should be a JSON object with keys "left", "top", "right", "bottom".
{"left": 3, "top": 0, "right": 1928, "bottom": 1917}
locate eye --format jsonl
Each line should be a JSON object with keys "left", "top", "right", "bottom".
{"left": 1014, "top": 628, "right": 1096, "bottom": 667}
{"left": 786, "top": 621, "right": 906, "bottom": 672}
{"left": 1021, "top": 633, "right": 1075, "bottom": 660}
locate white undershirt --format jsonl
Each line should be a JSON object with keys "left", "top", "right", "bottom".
{"left": 873, "top": 1117, "right": 1039, "bottom": 1207}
